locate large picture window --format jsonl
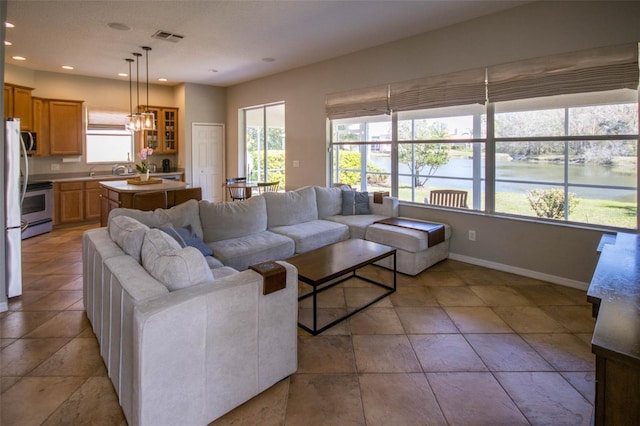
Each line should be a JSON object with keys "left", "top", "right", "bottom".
{"left": 328, "top": 44, "right": 639, "bottom": 230}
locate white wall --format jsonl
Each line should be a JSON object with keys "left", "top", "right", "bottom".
{"left": 225, "top": 1, "right": 640, "bottom": 286}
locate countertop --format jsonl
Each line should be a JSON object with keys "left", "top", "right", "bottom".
{"left": 29, "top": 171, "right": 184, "bottom": 183}
{"left": 588, "top": 232, "right": 640, "bottom": 367}
{"left": 99, "top": 179, "right": 188, "bottom": 193}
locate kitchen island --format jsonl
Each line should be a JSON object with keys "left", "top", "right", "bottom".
{"left": 99, "top": 179, "right": 195, "bottom": 226}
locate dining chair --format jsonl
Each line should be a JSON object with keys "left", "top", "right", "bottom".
{"left": 228, "top": 185, "right": 250, "bottom": 201}
{"left": 257, "top": 181, "right": 279, "bottom": 194}
{"left": 132, "top": 191, "right": 168, "bottom": 211}
{"left": 429, "top": 189, "right": 468, "bottom": 208}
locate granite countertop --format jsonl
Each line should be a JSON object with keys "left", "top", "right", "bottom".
{"left": 29, "top": 171, "right": 184, "bottom": 183}
{"left": 99, "top": 179, "right": 188, "bottom": 193}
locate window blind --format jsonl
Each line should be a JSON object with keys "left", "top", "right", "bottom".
{"left": 87, "top": 108, "right": 128, "bottom": 130}
{"left": 325, "top": 85, "right": 389, "bottom": 119}
{"left": 487, "top": 43, "right": 639, "bottom": 103}
{"left": 389, "top": 68, "right": 487, "bottom": 112}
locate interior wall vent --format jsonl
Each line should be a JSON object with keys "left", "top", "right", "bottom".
{"left": 152, "top": 30, "right": 184, "bottom": 43}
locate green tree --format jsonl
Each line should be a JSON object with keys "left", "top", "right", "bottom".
{"left": 398, "top": 121, "right": 450, "bottom": 187}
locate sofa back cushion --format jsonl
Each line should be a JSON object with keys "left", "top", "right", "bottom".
{"left": 108, "top": 215, "right": 150, "bottom": 263}
{"left": 264, "top": 186, "right": 318, "bottom": 227}
{"left": 108, "top": 199, "right": 203, "bottom": 240}
{"left": 141, "top": 228, "right": 213, "bottom": 291}
{"left": 314, "top": 186, "right": 343, "bottom": 218}
{"left": 199, "top": 195, "right": 268, "bottom": 242}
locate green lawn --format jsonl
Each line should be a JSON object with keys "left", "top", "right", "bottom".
{"left": 366, "top": 184, "right": 637, "bottom": 229}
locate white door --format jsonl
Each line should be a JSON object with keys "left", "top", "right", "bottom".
{"left": 191, "top": 123, "right": 224, "bottom": 202}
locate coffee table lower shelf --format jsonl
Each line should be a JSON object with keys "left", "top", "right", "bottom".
{"left": 288, "top": 239, "right": 396, "bottom": 336}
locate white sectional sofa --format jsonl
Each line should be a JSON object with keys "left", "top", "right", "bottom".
{"left": 82, "top": 185, "right": 449, "bottom": 425}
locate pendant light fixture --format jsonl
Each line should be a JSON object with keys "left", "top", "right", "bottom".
{"left": 132, "top": 52, "right": 143, "bottom": 131}
{"left": 125, "top": 58, "right": 137, "bottom": 131}
{"left": 140, "top": 46, "right": 155, "bottom": 131}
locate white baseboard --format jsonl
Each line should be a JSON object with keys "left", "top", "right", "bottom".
{"left": 448, "top": 253, "right": 589, "bottom": 291}
{"left": 0, "top": 301, "right": 8, "bottom": 313}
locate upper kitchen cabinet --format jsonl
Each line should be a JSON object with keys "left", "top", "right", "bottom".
{"left": 141, "top": 106, "right": 178, "bottom": 154}
{"left": 48, "top": 100, "right": 83, "bottom": 155}
{"left": 4, "top": 84, "right": 34, "bottom": 131}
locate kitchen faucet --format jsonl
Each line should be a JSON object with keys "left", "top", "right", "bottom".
{"left": 112, "top": 164, "right": 127, "bottom": 175}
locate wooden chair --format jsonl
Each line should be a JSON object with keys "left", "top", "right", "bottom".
{"left": 429, "top": 189, "right": 468, "bottom": 208}
{"left": 257, "top": 181, "right": 279, "bottom": 194}
{"left": 170, "top": 187, "right": 202, "bottom": 207}
{"left": 333, "top": 182, "right": 353, "bottom": 189}
{"left": 228, "top": 185, "right": 250, "bottom": 201}
{"left": 132, "top": 191, "right": 167, "bottom": 211}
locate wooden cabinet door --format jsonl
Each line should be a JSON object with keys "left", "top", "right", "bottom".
{"left": 57, "top": 182, "right": 84, "bottom": 223}
{"left": 84, "top": 181, "right": 102, "bottom": 221}
{"left": 4, "top": 86, "right": 13, "bottom": 118}
{"left": 161, "top": 108, "right": 178, "bottom": 153}
{"left": 13, "top": 87, "right": 33, "bottom": 131}
{"left": 49, "top": 100, "right": 83, "bottom": 155}
{"left": 31, "top": 98, "right": 50, "bottom": 156}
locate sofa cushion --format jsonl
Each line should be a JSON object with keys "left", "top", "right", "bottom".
{"left": 108, "top": 215, "right": 150, "bottom": 263}
{"left": 141, "top": 228, "right": 213, "bottom": 291}
{"left": 199, "top": 196, "right": 267, "bottom": 242}
{"left": 159, "top": 224, "right": 213, "bottom": 256}
{"left": 341, "top": 190, "right": 371, "bottom": 215}
{"left": 108, "top": 199, "right": 203, "bottom": 240}
{"left": 270, "top": 220, "right": 349, "bottom": 253}
{"left": 263, "top": 186, "right": 318, "bottom": 227}
{"left": 325, "top": 214, "right": 389, "bottom": 240}
{"left": 208, "top": 230, "right": 295, "bottom": 271}
{"left": 314, "top": 186, "right": 343, "bottom": 218}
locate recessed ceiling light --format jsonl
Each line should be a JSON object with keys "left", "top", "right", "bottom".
{"left": 158, "top": 78, "right": 167, "bottom": 82}
{"left": 5, "top": 22, "right": 15, "bottom": 28}
{"left": 4, "top": 40, "right": 12, "bottom": 46}
{"left": 108, "top": 22, "right": 130, "bottom": 31}
{"left": 12, "top": 56, "right": 26, "bottom": 61}
{"left": 210, "top": 69, "right": 218, "bottom": 73}
{"left": 262, "top": 57, "right": 275, "bottom": 62}
{"left": 118, "top": 72, "right": 128, "bottom": 77}
{"left": 62, "top": 65, "right": 74, "bottom": 70}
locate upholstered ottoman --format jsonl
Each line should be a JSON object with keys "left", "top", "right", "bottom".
{"left": 364, "top": 217, "right": 451, "bottom": 275}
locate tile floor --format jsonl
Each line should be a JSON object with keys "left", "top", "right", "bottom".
{"left": 1, "top": 224, "right": 596, "bottom": 425}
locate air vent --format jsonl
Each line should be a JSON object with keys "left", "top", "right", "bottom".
{"left": 152, "top": 30, "right": 184, "bottom": 43}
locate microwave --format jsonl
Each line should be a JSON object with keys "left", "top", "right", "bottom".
{"left": 21, "top": 131, "right": 37, "bottom": 154}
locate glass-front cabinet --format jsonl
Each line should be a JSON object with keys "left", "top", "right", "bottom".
{"left": 141, "top": 106, "right": 178, "bottom": 154}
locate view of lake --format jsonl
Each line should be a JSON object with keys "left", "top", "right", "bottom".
{"left": 369, "top": 155, "right": 636, "bottom": 202}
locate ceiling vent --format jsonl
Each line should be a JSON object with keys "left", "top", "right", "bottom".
{"left": 152, "top": 30, "right": 184, "bottom": 43}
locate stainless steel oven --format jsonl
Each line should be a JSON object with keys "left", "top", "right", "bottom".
{"left": 22, "top": 181, "right": 53, "bottom": 239}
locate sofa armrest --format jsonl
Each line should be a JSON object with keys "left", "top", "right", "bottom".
{"left": 370, "top": 195, "right": 399, "bottom": 218}
{"left": 130, "top": 261, "right": 298, "bottom": 426}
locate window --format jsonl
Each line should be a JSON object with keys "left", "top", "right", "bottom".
{"left": 85, "top": 108, "right": 133, "bottom": 164}
{"left": 328, "top": 44, "right": 639, "bottom": 230}
{"left": 86, "top": 130, "right": 133, "bottom": 164}
{"left": 244, "top": 102, "right": 285, "bottom": 187}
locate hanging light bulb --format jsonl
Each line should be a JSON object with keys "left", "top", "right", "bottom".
{"left": 124, "top": 58, "right": 137, "bottom": 131}
{"left": 141, "top": 46, "right": 156, "bottom": 131}
{"left": 133, "top": 52, "right": 143, "bottom": 131}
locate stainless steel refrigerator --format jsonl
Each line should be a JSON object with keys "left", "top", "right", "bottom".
{"left": 5, "top": 118, "right": 27, "bottom": 299}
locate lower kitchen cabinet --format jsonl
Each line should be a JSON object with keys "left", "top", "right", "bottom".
{"left": 54, "top": 180, "right": 106, "bottom": 226}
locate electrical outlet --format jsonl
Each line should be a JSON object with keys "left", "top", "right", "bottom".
{"left": 51, "top": 163, "right": 60, "bottom": 171}
{"left": 468, "top": 230, "right": 476, "bottom": 241}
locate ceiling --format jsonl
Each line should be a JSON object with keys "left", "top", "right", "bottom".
{"left": 4, "top": 1, "right": 528, "bottom": 87}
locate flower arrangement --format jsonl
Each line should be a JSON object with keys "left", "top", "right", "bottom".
{"left": 135, "top": 147, "right": 154, "bottom": 174}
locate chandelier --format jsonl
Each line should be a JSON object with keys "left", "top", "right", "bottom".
{"left": 125, "top": 47, "right": 155, "bottom": 132}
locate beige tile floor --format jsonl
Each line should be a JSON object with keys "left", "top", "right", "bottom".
{"left": 1, "top": 224, "right": 596, "bottom": 425}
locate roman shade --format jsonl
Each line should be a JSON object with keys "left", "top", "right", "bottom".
{"left": 487, "top": 43, "right": 639, "bottom": 102}
{"left": 325, "top": 85, "right": 389, "bottom": 119}
{"left": 389, "top": 67, "right": 487, "bottom": 112}
{"left": 87, "top": 108, "right": 128, "bottom": 130}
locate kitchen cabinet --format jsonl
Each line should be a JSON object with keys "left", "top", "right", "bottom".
{"left": 84, "top": 181, "right": 102, "bottom": 221}
{"left": 54, "top": 182, "right": 84, "bottom": 225}
{"left": 4, "top": 83, "right": 34, "bottom": 131}
{"left": 141, "top": 106, "right": 178, "bottom": 154}
{"left": 49, "top": 100, "right": 83, "bottom": 155}
{"left": 31, "top": 97, "right": 50, "bottom": 156}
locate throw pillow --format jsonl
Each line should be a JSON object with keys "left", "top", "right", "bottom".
{"left": 141, "top": 229, "right": 213, "bottom": 291}
{"left": 159, "top": 224, "right": 213, "bottom": 256}
{"left": 341, "top": 190, "right": 371, "bottom": 215}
